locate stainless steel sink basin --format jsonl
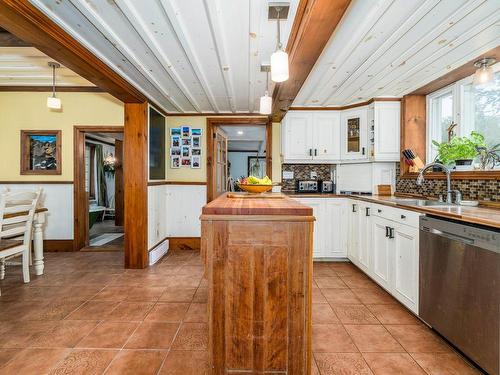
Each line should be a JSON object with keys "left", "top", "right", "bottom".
{"left": 390, "top": 199, "right": 456, "bottom": 208}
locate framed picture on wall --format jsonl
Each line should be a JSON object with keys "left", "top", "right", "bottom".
{"left": 181, "top": 146, "right": 190, "bottom": 158}
{"left": 191, "top": 128, "right": 202, "bottom": 136}
{"left": 191, "top": 155, "right": 201, "bottom": 169}
{"left": 171, "top": 127, "right": 181, "bottom": 136}
{"left": 182, "top": 126, "right": 190, "bottom": 138}
{"left": 170, "top": 147, "right": 181, "bottom": 156}
{"left": 181, "top": 138, "right": 191, "bottom": 147}
{"left": 20, "top": 130, "right": 61, "bottom": 175}
{"left": 192, "top": 136, "right": 201, "bottom": 148}
{"left": 192, "top": 148, "right": 201, "bottom": 156}
{"left": 171, "top": 156, "right": 180, "bottom": 169}
{"left": 181, "top": 158, "right": 191, "bottom": 167}
{"left": 171, "top": 135, "right": 180, "bottom": 148}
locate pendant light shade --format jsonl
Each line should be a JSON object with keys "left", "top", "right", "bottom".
{"left": 473, "top": 57, "right": 496, "bottom": 86}
{"left": 271, "top": 49, "right": 289, "bottom": 83}
{"left": 259, "top": 91, "right": 272, "bottom": 115}
{"left": 47, "top": 61, "right": 61, "bottom": 109}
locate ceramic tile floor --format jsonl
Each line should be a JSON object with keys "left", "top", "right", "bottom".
{"left": 0, "top": 251, "right": 481, "bottom": 375}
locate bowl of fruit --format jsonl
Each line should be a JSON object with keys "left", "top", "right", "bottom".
{"left": 237, "top": 175, "right": 273, "bottom": 194}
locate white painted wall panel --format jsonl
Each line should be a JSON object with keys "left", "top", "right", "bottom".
{"left": 166, "top": 185, "right": 206, "bottom": 237}
{"left": 0, "top": 183, "right": 73, "bottom": 239}
{"left": 148, "top": 185, "right": 168, "bottom": 249}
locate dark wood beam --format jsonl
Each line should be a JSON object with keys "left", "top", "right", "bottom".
{"left": 410, "top": 45, "right": 500, "bottom": 95}
{"left": 0, "top": 86, "right": 103, "bottom": 92}
{"left": 0, "top": 0, "right": 145, "bottom": 103}
{"left": 0, "top": 28, "right": 30, "bottom": 46}
{"left": 271, "top": 0, "right": 351, "bottom": 122}
{"left": 124, "top": 102, "right": 149, "bottom": 269}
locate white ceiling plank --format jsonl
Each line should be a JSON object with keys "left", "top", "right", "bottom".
{"left": 156, "top": 0, "right": 220, "bottom": 113}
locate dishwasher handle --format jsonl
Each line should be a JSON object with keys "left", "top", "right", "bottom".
{"left": 424, "top": 227, "right": 475, "bottom": 245}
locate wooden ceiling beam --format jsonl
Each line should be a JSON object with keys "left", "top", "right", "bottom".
{"left": 0, "top": 27, "right": 30, "bottom": 46}
{"left": 0, "top": 85, "right": 103, "bottom": 92}
{"left": 271, "top": 0, "right": 351, "bottom": 122}
{"left": 0, "top": 0, "right": 145, "bottom": 103}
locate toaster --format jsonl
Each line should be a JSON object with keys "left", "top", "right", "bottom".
{"left": 296, "top": 180, "right": 319, "bottom": 193}
{"left": 319, "top": 180, "right": 335, "bottom": 193}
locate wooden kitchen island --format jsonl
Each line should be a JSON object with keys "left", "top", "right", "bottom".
{"left": 201, "top": 193, "right": 314, "bottom": 374}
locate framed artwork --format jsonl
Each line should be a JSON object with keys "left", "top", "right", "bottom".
{"left": 181, "top": 146, "right": 190, "bottom": 157}
{"left": 181, "top": 138, "right": 191, "bottom": 147}
{"left": 171, "top": 147, "right": 181, "bottom": 156}
{"left": 171, "top": 135, "right": 180, "bottom": 148}
{"left": 192, "top": 136, "right": 201, "bottom": 148}
{"left": 191, "top": 128, "right": 202, "bottom": 136}
{"left": 170, "top": 127, "right": 181, "bottom": 136}
{"left": 171, "top": 156, "right": 180, "bottom": 169}
{"left": 181, "top": 158, "right": 191, "bottom": 167}
{"left": 191, "top": 155, "right": 201, "bottom": 169}
{"left": 20, "top": 130, "right": 61, "bottom": 175}
{"left": 191, "top": 148, "right": 201, "bottom": 156}
{"left": 182, "top": 126, "right": 191, "bottom": 138}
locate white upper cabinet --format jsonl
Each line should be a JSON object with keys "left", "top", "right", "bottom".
{"left": 282, "top": 112, "right": 313, "bottom": 161}
{"left": 312, "top": 112, "right": 341, "bottom": 161}
{"left": 282, "top": 111, "right": 340, "bottom": 163}
{"left": 340, "top": 107, "right": 368, "bottom": 161}
{"left": 371, "top": 102, "right": 401, "bottom": 161}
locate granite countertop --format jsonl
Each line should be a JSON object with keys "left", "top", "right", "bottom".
{"left": 283, "top": 191, "right": 500, "bottom": 229}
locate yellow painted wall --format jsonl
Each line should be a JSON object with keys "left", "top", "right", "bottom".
{"left": 166, "top": 116, "right": 282, "bottom": 183}
{"left": 0, "top": 92, "right": 124, "bottom": 181}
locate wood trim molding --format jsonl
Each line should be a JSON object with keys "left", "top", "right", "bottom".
{"left": 288, "top": 98, "right": 402, "bottom": 111}
{"left": 166, "top": 113, "right": 270, "bottom": 117}
{"left": 0, "top": 86, "right": 103, "bottom": 92}
{"left": 206, "top": 117, "right": 271, "bottom": 202}
{"left": 73, "top": 125, "right": 124, "bottom": 252}
{"left": 124, "top": 103, "right": 149, "bottom": 269}
{"left": 0, "top": 27, "right": 30, "bottom": 46}
{"left": 168, "top": 237, "right": 201, "bottom": 251}
{"left": 399, "top": 171, "right": 500, "bottom": 180}
{"left": 0, "top": 181, "right": 73, "bottom": 184}
{"left": 410, "top": 45, "right": 500, "bottom": 95}
{"left": 43, "top": 240, "right": 74, "bottom": 252}
{"left": 0, "top": 0, "right": 145, "bottom": 103}
{"left": 147, "top": 181, "right": 207, "bottom": 186}
{"left": 271, "top": 0, "right": 351, "bottom": 121}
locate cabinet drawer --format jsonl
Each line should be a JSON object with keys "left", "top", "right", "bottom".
{"left": 371, "top": 203, "right": 420, "bottom": 228}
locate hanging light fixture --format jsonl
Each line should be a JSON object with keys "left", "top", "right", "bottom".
{"left": 270, "top": 6, "right": 289, "bottom": 82}
{"left": 260, "top": 64, "right": 272, "bottom": 115}
{"left": 473, "top": 57, "right": 496, "bottom": 86}
{"left": 47, "top": 62, "right": 61, "bottom": 109}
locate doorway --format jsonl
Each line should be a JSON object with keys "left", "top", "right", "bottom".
{"left": 206, "top": 117, "right": 272, "bottom": 202}
{"left": 74, "top": 126, "right": 124, "bottom": 251}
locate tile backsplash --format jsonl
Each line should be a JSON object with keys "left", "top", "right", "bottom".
{"left": 395, "top": 163, "right": 499, "bottom": 201}
{"left": 281, "top": 164, "right": 334, "bottom": 191}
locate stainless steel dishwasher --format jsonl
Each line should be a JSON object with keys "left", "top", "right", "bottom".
{"left": 419, "top": 216, "right": 500, "bottom": 375}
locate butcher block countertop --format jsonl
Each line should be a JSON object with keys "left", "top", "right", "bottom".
{"left": 201, "top": 192, "right": 313, "bottom": 216}
{"left": 283, "top": 192, "right": 500, "bottom": 229}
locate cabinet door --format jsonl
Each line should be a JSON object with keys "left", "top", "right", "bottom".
{"left": 295, "top": 198, "right": 323, "bottom": 258}
{"left": 341, "top": 107, "right": 368, "bottom": 161}
{"left": 347, "top": 201, "right": 359, "bottom": 264}
{"left": 374, "top": 102, "right": 400, "bottom": 161}
{"left": 324, "top": 199, "right": 347, "bottom": 258}
{"left": 312, "top": 112, "right": 341, "bottom": 161}
{"left": 283, "top": 112, "right": 313, "bottom": 161}
{"left": 371, "top": 216, "right": 392, "bottom": 290}
{"left": 392, "top": 223, "right": 419, "bottom": 313}
{"left": 357, "top": 202, "right": 371, "bottom": 273}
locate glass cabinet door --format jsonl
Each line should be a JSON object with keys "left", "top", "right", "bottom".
{"left": 347, "top": 117, "right": 361, "bottom": 153}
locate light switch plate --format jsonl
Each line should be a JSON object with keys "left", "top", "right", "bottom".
{"left": 310, "top": 171, "right": 317, "bottom": 179}
{"left": 282, "top": 171, "right": 294, "bottom": 180}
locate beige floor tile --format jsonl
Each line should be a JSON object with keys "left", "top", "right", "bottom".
{"left": 363, "top": 353, "right": 426, "bottom": 374}
{"left": 312, "top": 324, "right": 358, "bottom": 353}
{"left": 314, "top": 353, "right": 373, "bottom": 375}
{"left": 104, "top": 350, "right": 167, "bottom": 375}
{"left": 344, "top": 325, "right": 404, "bottom": 353}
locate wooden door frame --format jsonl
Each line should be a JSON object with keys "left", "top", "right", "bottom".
{"left": 73, "top": 125, "right": 124, "bottom": 251}
{"left": 206, "top": 117, "right": 272, "bottom": 202}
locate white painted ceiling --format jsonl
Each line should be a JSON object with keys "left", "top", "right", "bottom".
{"left": 30, "top": 0, "right": 299, "bottom": 114}
{"left": 221, "top": 125, "right": 266, "bottom": 152}
{"left": 294, "top": 0, "right": 500, "bottom": 107}
{"left": 0, "top": 47, "right": 94, "bottom": 86}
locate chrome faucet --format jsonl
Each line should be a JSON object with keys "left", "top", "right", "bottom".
{"left": 416, "top": 162, "right": 454, "bottom": 204}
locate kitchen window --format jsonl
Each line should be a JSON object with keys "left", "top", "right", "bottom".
{"left": 427, "top": 64, "right": 500, "bottom": 163}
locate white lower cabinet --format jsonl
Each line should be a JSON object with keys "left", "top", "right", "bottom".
{"left": 293, "top": 198, "right": 348, "bottom": 259}
{"left": 370, "top": 215, "right": 393, "bottom": 291}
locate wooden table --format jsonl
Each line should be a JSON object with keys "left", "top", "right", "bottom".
{"left": 3, "top": 207, "right": 47, "bottom": 275}
{"left": 201, "top": 193, "right": 314, "bottom": 374}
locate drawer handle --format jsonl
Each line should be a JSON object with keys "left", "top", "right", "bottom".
{"left": 385, "top": 226, "right": 390, "bottom": 237}
{"left": 389, "top": 227, "right": 395, "bottom": 239}
{"left": 365, "top": 207, "right": 370, "bottom": 216}
{"left": 401, "top": 214, "right": 406, "bottom": 219}
{"left": 378, "top": 209, "right": 382, "bottom": 213}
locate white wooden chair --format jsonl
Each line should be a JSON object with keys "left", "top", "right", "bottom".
{"left": 0, "top": 189, "right": 41, "bottom": 296}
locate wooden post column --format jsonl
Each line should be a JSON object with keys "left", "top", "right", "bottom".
{"left": 124, "top": 102, "right": 149, "bottom": 269}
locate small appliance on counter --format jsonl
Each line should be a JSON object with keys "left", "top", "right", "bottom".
{"left": 319, "top": 180, "right": 335, "bottom": 193}
{"left": 296, "top": 180, "right": 319, "bottom": 193}
{"left": 339, "top": 191, "right": 372, "bottom": 196}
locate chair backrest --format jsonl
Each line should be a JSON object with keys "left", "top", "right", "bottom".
{"left": 0, "top": 189, "right": 41, "bottom": 245}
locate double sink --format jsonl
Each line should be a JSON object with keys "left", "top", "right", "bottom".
{"left": 388, "top": 198, "right": 457, "bottom": 208}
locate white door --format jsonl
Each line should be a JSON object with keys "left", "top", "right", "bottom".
{"left": 371, "top": 216, "right": 392, "bottom": 290}
{"left": 374, "top": 102, "right": 400, "bottom": 161}
{"left": 357, "top": 201, "right": 371, "bottom": 273}
{"left": 347, "top": 200, "right": 359, "bottom": 264}
{"left": 324, "top": 199, "right": 348, "bottom": 258}
{"left": 392, "top": 223, "right": 419, "bottom": 313}
{"left": 312, "top": 112, "right": 341, "bottom": 161}
{"left": 341, "top": 107, "right": 368, "bottom": 161}
{"left": 283, "top": 112, "right": 313, "bottom": 161}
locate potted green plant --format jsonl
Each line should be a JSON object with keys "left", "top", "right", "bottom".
{"left": 432, "top": 131, "right": 486, "bottom": 171}
{"left": 476, "top": 143, "right": 500, "bottom": 170}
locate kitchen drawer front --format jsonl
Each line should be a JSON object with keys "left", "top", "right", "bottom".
{"left": 370, "top": 203, "right": 420, "bottom": 228}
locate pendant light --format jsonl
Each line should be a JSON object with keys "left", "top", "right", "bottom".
{"left": 47, "top": 62, "right": 62, "bottom": 109}
{"left": 259, "top": 64, "right": 272, "bottom": 115}
{"left": 270, "top": 7, "right": 289, "bottom": 83}
{"left": 473, "top": 57, "right": 496, "bottom": 86}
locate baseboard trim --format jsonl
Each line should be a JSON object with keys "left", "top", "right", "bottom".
{"left": 168, "top": 237, "right": 201, "bottom": 251}
{"left": 44, "top": 240, "right": 74, "bottom": 252}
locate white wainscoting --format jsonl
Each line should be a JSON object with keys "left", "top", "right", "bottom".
{"left": 148, "top": 185, "right": 169, "bottom": 250}
{"left": 0, "top": 183, "right": 74, "bottom": 239}
{"left": 166, "top": 185, "right": 206, "bottom": 238}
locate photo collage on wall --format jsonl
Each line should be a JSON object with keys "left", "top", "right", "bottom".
{"left": 170, "top": 126, "right": 202, "bottom": 169}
